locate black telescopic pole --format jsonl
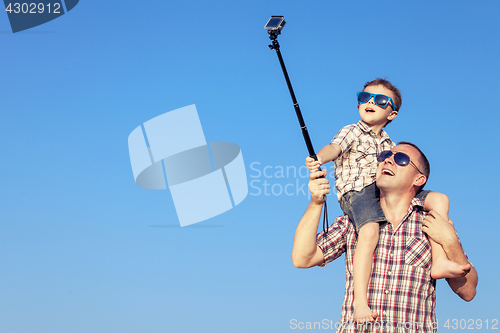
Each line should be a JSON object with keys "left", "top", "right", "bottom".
{"left": 268, "top": 32, "right": 320, "bottom": 165}
{"left": 268, "top": 30, "right": 329, "bottom": 235}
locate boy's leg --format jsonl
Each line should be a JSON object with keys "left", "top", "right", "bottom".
{"left": 421, "top": 191, "right": 471, "bottom": 279}
{"left": 340, "top": 184, "right": 383, "bottom": 323}
{"left": 429, "top": 238, "right": 470, "bottom": 279}
{"left": 353, "top": 222, "right": 379, "bottom": 322}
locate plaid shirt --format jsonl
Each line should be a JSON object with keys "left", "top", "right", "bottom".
{"left": 331, "top": 121, "right": 395, "bottom": 201}
{"left": 317, "top": 198, "right": 437, "bottom": 333}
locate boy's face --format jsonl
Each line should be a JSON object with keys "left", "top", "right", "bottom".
{"left": 357, "top": 84, "right": 398, "bottom": 128}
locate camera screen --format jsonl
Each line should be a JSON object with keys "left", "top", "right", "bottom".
{"left": 265, "top": 17, "right": 284, "bottom": 30}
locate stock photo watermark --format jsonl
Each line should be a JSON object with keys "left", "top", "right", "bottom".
{"left": 128, "top": 105, "right": 248, "bottom": 227}
{"left": 290, "top": 318, "right": 438, "bottom": 331}
{"left": 248, "top": 162, "right": 335, "bottom": 198}
{"left": 289, "top": 318, "right": 499, "bottom": 330}
{"left": 3, "top": 0, "right": 79, "bottom": 33}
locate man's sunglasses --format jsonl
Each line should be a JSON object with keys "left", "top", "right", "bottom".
{"left": 357, "top": 92, "right": 397, "bottom": 111}
{"left": 377, "top": 151, "right": 423, "bottom": 174}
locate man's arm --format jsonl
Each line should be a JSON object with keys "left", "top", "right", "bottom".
{"left": 423, "top": 211, "right": 478, "bottom": 301}
{"left": 443, "top": 230, "right": 478, "bottom": 302}
{"left": 292, "top": 169, "right": 330, "bottom": 268}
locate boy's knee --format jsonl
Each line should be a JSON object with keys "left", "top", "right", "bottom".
{"left": 358, "top": 223, "right": 379, "bottom": 240}
{"left": 434, "top": 192, "right": 450, "bottom": 207}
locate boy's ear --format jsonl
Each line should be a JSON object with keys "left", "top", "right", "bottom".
{"left": 387, "top": 111, "right": 398, "bottom": 121}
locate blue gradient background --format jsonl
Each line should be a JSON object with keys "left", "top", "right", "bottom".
{"left": 0, "top": 1, "right": 498, "bottom": 332}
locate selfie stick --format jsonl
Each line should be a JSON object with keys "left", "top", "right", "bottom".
{"left": 265, "top": 16, "right": 329, "bottom": 234}
{"left": 265, "top": 17, "right": 321, "bottom": 167}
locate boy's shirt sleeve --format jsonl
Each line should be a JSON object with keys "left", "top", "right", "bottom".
{"left": 331, "top": 124, "right": 357, "bottom": 155}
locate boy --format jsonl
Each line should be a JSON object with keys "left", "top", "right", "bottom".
{"left": 305, "top": 78, "right": 470, "bottom": 323}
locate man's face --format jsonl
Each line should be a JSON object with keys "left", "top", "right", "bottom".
{"left": 376, "top": 144, "right": 426, "bottom": 194}
{"left": 358, "top": 84, "right": 398, "bottom": 128}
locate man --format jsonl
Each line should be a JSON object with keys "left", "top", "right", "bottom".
{"left": 292, "top": 142, "right": 477, "bottom": 332}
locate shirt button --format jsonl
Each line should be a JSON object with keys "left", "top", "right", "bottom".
{"left": 385, "top": 290, "right": 389, "bottom": 294}
{"left": 388, "top": 271, "right": 392, "bottom": 275}
{"left": 383, "top": 311, "right": 387, "bottom": 315}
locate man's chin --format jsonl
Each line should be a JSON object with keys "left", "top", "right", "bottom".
{"left": 375, "top": 179, "right": 392, "bottom": 192}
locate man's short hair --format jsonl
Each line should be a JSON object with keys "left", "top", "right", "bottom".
{"left": 364, "top": 78, "right": 402, "bottom": 127}
{"left": 397, "top": 141, "right": 430, "bottom": 192}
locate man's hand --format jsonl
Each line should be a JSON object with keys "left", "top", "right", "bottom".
{"left": 305, "top": 156, "right": 323, "bottom": 173}
{"left": 308, "top": 169, "right": 330, "bottom": 205}
{"left": 423, "top": 210, "right": 478, "bottom": 301}
{"left": 422, "top": 210, "right": 458, "bottom": 247}
{"left": 292, "top": 168, "right": 331, "bottom": 269}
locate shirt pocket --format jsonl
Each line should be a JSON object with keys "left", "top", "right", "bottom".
{"left": 354, "top": 143, "right": 377, "bottom": 165}
{"left": 405, "top": 237, "right": 432, "bottom": 270}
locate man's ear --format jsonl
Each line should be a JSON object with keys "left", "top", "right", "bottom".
{"left": 388, "top": 111, "right": 398, "bottom": 121}
{"left": 414, "top": 174, "right": 426, "bottom": 188}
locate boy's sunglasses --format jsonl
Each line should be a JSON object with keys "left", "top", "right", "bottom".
{"left": 357, "top": 92, "right": 397, "bottom": 111}
{"left": 377, "top": 151, "right": 423, "bottom": 174}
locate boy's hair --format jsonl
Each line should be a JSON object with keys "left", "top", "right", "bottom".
{"left": 363, "top": 78, "right": 402, "bottom": 127}
{"left": 397, "top": 141, "right": 430, "bottom": 192}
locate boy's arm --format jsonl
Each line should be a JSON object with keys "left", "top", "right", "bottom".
{"left": 305, "top": 143, "right": 342, "bottom": 172}
{"left": 317, "top": 143, "right": 342, "bottom": 163}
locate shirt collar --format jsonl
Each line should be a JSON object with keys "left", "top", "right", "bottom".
{"left": 391, "top": 198, "right": 426, "bottom": 233}
{"left": 379, "top": 128, "right": 390, "bottom": 142}
{"left": 357, "top": 120, "right": 372, "bottom": 133}
{"left": 357, "top": 120, "right": 391, "bottom": 142}
{"left": 411, "top": 197, "right": 426, "bottom": 210}
{"left": 358, "top": 120, "right": 390, "bottom": 142}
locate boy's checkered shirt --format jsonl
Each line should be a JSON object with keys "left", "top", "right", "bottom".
{"left": 331, "top": 120, "right": 395, "bottom": 201}
{"left": 317, "top": 198, "right": 437, "bottom": 333}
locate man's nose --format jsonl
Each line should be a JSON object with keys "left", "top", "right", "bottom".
{"left": 383, "top": 156, "right": 395, "bottom": 165}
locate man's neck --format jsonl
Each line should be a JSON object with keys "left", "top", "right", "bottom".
{"left": 380, "top": 190, "right": 416, "bottom": 228}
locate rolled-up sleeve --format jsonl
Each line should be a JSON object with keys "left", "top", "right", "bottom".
{"left": 316, "top": 215, "right": 349, "bottom": 267}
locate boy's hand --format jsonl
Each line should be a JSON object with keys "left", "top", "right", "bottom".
{"left": 305, "top": 156, "right": 323, "bottom": 173}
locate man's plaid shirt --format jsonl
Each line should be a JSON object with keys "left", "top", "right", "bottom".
{"left": 316, "top": 198, "right": 437, "bottom": 332}
{"left": 331, "top": 121, "right": 394, "bottom": 201}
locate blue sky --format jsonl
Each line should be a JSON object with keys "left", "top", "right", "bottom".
{"left": 1, "top": 1, "right": 499, "bottom": 332}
